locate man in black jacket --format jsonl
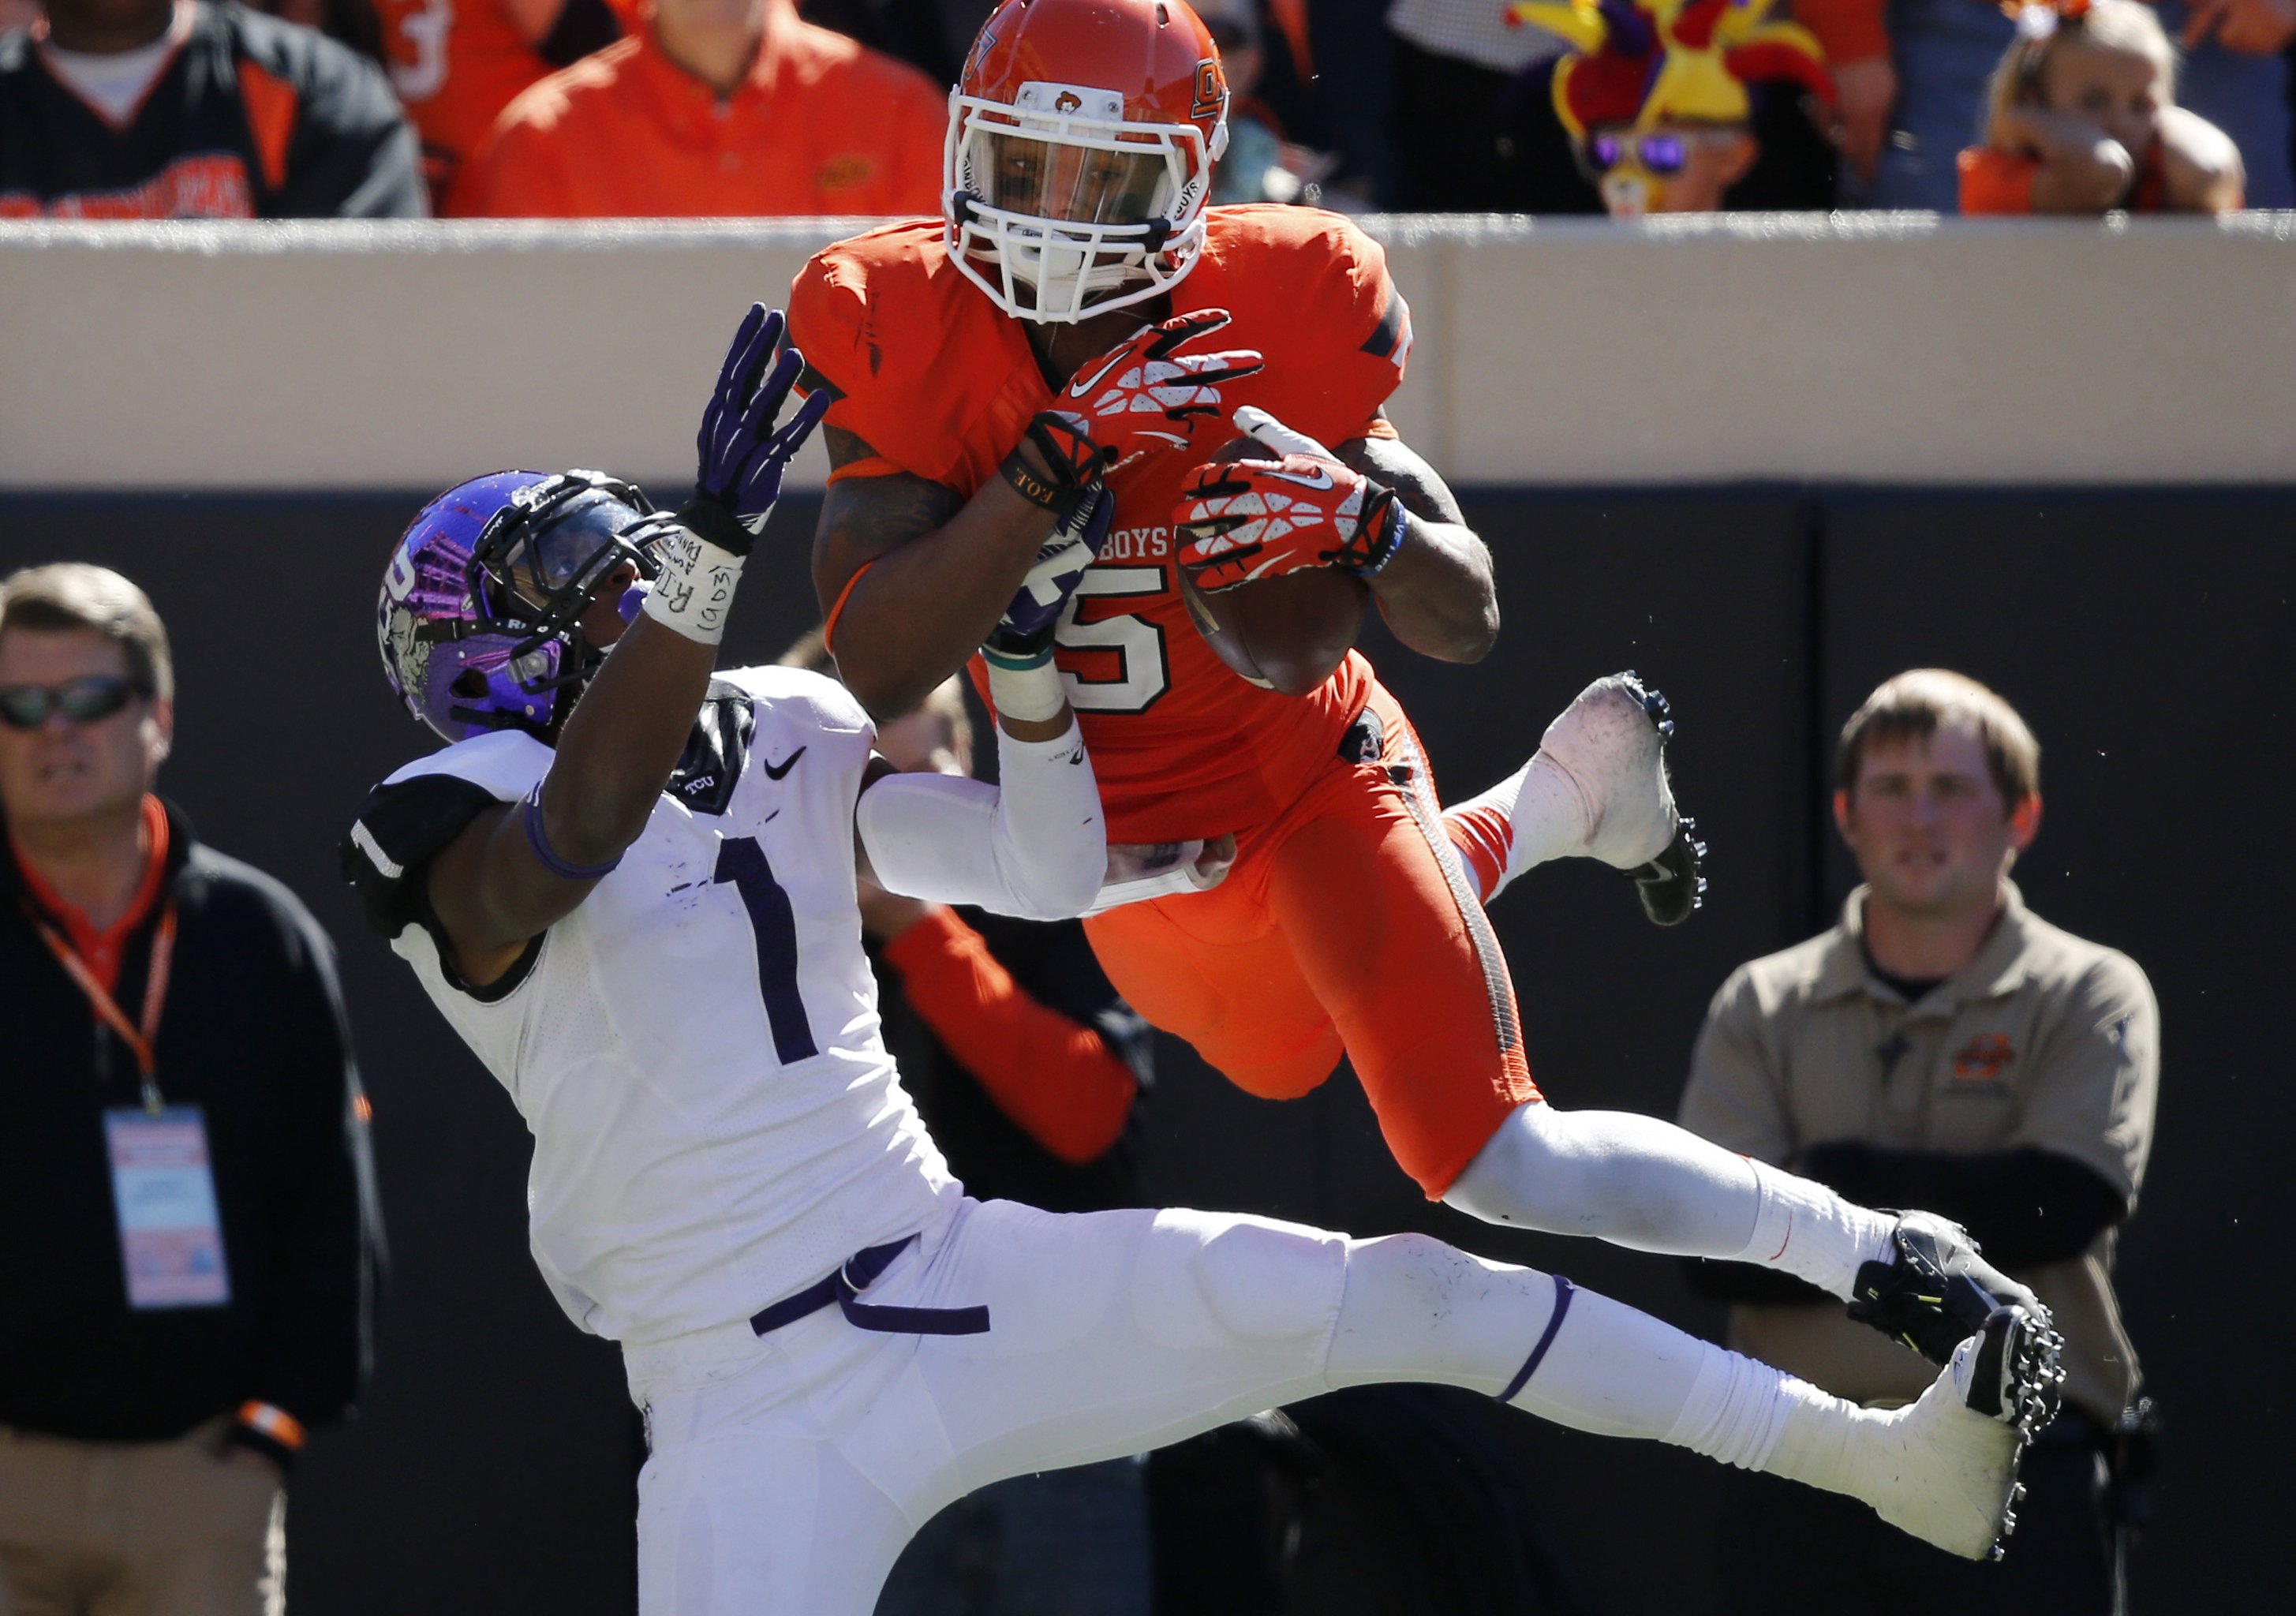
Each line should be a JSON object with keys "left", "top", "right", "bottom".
{"left": 0, "top": 563, "right": 380, "bottom": 1616}
{"left": 0, "top": 0, "right": 424, "bottom": 217}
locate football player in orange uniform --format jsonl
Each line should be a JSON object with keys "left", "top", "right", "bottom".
{"left": 377, "top": 0, "right": 623, "bottom": 200}
{"left": 791, "top": 0, "right": 2054, "bottom": 1397}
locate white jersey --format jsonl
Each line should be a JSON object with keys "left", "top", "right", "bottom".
{"left": 344, "top": 666, "right": 956, "bottom": 1344}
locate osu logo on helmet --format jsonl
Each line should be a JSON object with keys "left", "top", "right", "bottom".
{"left": 945, "top": 0, "right": 1232, "bottom": 324}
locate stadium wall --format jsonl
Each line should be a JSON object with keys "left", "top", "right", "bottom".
{"left": 2, "top": 222, "right": 2290, "bottom": 1614}
{"left": 9, "top": 214, "right": 2296, "bottom": 489}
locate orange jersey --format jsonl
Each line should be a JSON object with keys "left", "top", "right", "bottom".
{"left": 377, "top": 0, "right": 560, "bottom": 198}
{"left": 790, "top": 206, "right": 1415, "bottom": 844}
{"left": 450, "top": 16, "right": 946, "bottom": 218}
{"left": 1957, "top": 142, "right": 2186, "bottom": 215}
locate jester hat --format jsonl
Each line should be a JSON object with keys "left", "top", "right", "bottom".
{"left": 1506, "top": 0, "right": 1835, "bottom": 139}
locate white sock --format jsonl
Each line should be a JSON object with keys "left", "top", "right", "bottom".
{"left": 1761, "top": 1375, "right": 1897, "bottom": 1499}
{"left": 1662, "top": 1344, "right": 1798, "bottom": 1472}
{"left": 1443, "top": 752, "right": 1589, "bottom": 901}
{"left": 1727, "top": 1160, "right": 1899, "bottom": 1300}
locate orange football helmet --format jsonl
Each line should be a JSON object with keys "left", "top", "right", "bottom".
{"left": 947, "top": 0, "right": 1232, "bottom": 324}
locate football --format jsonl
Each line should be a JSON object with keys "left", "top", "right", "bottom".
{"left": 1182, "top": 563, "right": 1369, "bottom": 696}
{"left": 1180, "top": 435, "right": 1370, "bottom": 695}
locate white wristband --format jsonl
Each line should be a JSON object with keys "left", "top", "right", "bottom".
{"left": 985, "top": 657, "right": 1067, "bottom": 724}
{"left": 640, "top": 526, "right": 746, "bottom": 645}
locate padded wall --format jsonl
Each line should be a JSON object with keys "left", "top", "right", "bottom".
{"left": 2, "top": 486, "right": 2287, "bottom": 1614}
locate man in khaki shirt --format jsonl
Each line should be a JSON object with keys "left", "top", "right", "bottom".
{"left": 1681, "top": 668, "right": 2158, "bottom": 1614}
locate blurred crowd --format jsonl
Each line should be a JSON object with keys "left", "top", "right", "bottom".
{"left": 2, "top": 0, "right": 2290, "bottom": 220}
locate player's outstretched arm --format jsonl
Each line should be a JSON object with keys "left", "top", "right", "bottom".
{"left": 426, "top": 613, "right": 717, "bottom": 985}
{"left": 1333, "top": 430, "right": 1500, "bottom": 664}
{"left": 428, "top": 306, "right": 827, "bottom": 986}
{"left": 854, "top": 658, "right": 1108, "bottom": 922}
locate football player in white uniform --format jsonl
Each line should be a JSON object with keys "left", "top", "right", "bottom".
{"left": 343, "top": 307, "right": 2061, "bottom": 1615}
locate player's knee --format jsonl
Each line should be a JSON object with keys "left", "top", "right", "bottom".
{"left": 1222, "top": 1042, "right": 1342, "bottom": 1101}
{"left": 1340, "top": 1232, "right": 1505, "bottom": 1319}
{"left": 1177, "top": 1213, "right": 1348, "bottom": 1345}
{"left": 1442, "top": 1101, "right": 1592, "bottom": 1233}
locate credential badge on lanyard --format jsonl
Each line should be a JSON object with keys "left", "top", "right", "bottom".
{"left": 104, "top": 1105, "right": 231, "bottom": 1308}
{"left": 28, "top": 899, "right": 230, "bottom": 1309}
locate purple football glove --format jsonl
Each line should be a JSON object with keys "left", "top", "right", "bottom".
{"left": 682, "top": 304, "right": 831, "bottom": 555}
{"left": 983, "top": 487, "right": 1115, "bottom": 670}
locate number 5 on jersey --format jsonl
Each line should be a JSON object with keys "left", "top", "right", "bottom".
{"left": 1053, "top": 564, "right": 1169, "bottom": 714}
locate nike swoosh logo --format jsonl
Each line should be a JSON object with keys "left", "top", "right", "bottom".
{"left": 1071, "top": 349, "right": 1130, "bottom": 398}
{"left": 1262, "top": 465, "right": 1335, "bottom": 492}
{"left": 761, "top": 746, "right": 806, "bottom": 780}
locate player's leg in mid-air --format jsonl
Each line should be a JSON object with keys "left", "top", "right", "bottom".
{"left": 631, "top": 1199, "right": 2058, "bottom": 1616}
{"left": 1427, "top": 674, "right": 2052, "bottom": 1361}
{"left": 1442, "top": 669, "right": 1707, "bottom": 922}
{"left": 1093, "top": 675, "right": 2051, "bottom": 1367}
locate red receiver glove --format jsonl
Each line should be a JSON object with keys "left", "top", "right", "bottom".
{"left": 1063, "top": 309, "right": 1265, "bottom": 473}
{"left": 1174, "top": 407, "right": 1408, "bottom": 592}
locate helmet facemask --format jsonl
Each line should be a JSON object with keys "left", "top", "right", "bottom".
{"left": 947, "top": 80, "right": 1225, "bottom": 324}
{"left": 472, "top": 472, "right": 659, "bottom": 687}
{"left": 383, "top": 471, "right": 661, "bottom": 743}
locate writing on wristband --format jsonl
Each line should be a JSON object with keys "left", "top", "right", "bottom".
{"left": 1000, "top": 412, "right": 1107, "bottom": 522}
{"left": 238, "top": 1401, "right": 306, "bottom": 1450}
{"left": 1000, "top": 451, "right": 1066, "bottom": 512}
{"left": 641, "top": 524, "right": 746, "bottom": 645}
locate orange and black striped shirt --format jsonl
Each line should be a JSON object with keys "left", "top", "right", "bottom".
{"left": 0, "top": 1, "right": 424, "bottom": 219}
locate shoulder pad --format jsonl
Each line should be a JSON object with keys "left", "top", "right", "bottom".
{"left": 342, "top": 730, "right": 546, "bottom": 939}
{"left": 715, "top": 665, "right": 874, "bottom": 739}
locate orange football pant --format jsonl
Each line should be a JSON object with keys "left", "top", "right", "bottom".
{"left": 1083, "top": 683, "right": 1539, "bottom": 1198}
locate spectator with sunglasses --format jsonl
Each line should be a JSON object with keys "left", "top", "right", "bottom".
{"left": 0, "top": 563, "right": 380, "bottom": 1616}
{"left": 1507, "top": 0, "right": 1834, "bottom": 216}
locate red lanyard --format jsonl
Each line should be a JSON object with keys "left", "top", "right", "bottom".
{"left": 29, "top": 901, "right": 177, "bottom": 1115}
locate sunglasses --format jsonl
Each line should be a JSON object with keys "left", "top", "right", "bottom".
{"left": 0, "top": 675, "right": 151, "bottom": 730}
{"left": 1588, "top": 131, "right": 1692, "bottom": 176}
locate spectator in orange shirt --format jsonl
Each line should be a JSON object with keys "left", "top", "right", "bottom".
{"left": 374, "top": 0, "right": 624, "bottom": 202}
{"left": 1959, "top": 0, "right": 2242, "bottom": 212}
{"left": 451, "top": 0, "right": 945, "bottom": 217}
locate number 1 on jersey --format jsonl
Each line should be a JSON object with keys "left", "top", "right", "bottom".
{"left": 712, "top": 836, "right": 818, "bottom": 1064}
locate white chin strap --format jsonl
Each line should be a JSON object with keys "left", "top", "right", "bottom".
{"left": 943, "top": 88, "right": 1221, "bottom": 324}
{"left": 948, "top": 198, "right": 1203, "bottom": 324}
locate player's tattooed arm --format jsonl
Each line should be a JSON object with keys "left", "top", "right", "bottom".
{"left": 813, "top": 425, "right": 1069, "bottom": 720}
{"left": 426, "top": 611, "right": 717, "bottom": 986}
{"left": 1336, "top": 426, "right": 1501, "bottom": 664}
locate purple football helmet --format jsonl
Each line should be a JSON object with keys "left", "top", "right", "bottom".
{"left": 377, "top": 469, "right": 661, "bottom": 743}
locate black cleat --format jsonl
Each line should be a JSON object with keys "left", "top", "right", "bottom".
{"left": 1858, "top": 1304, "right": 2066, "bottom": 1561}
{"left": 1849, "top": 1211, "right": 2051, "bottom": 1366}
{"left": 1531, "top": 671, "right": 1708, "bottom": 926}
{"left": 1625, "top": 814, "right": 1707, "bottom": 926}
{"left": 1965, "top": 1304, "right": 2067, "bottom": 1450}
{"left": 1619, "top": 681, "right": 1704, "bottom": 926}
